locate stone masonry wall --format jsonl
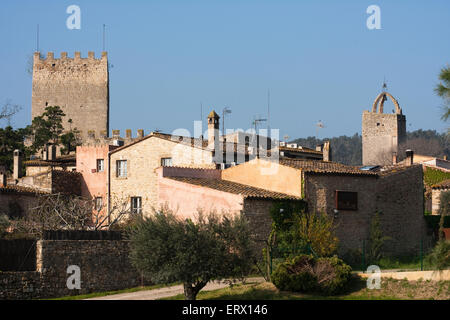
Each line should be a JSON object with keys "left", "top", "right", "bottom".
{"left": 110, "top": 136, "right": 214, "bottom": 217}
{"left": 0, "top": 240, "right": 147, "bottom": 300}
{"left": 32, "top": 52, "right": 109, "bottom": 142}
{"left": 376, "top": 165, "right": 431, "bottom": 255}
{"left": 362, "top": 111, "right": 406, "bottom": 166}
{"left": 304, "top": 173, "right": 378, "bottom": 255}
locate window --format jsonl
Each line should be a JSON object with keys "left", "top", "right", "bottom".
{"left": 161, "top": 157, "right": 172, "bottom": 167}
{"left": 96, "top": 159, "right": 104, "bottom": 172}
{"left": 116, "top": 160, "right": 127, "bottom": 177}
{"left": 94, "top": 197, "right": 103, "bottom": 211}
{"left": 131, "top": 197, "right": 142, "bottom": 214}
{"left": 335, "top": 191, "right": 358, "bottom": 211}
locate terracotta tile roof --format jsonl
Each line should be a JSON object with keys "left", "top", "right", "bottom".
{"left": 24, "top": 155, "right": 76, "bottom": 167}
{"left": 0, "top": 185, "right": 49, "bottom": 195}
{"left": 166, "top": 176, "right": 301, "bottom": 200}
{"left": 278, "top": 159, "right": 378, "bottom": 176}
{"left": 432, "top": 179, "right": 450, "bottom": 190}
{"left": 279, "top": 146, "right": 323, "bottom": 155}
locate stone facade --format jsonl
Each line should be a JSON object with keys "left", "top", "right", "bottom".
{"left": 362, "top": 111, "right": 406, "bottom": 166}
{"left": 304, "top": 173, "right": 378, "bottom": 254}
{"left": 0, "top": 240, "right": 146, "bottom": 300}
{"left": 32, "top": 51, "right": 109, "bottom": 142}
{"left": 109, "top": 135, "right": 214, "bottom": 216}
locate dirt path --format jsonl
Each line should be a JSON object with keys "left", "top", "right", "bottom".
{"left": 85, "top": 277, "right": 266, "bottom": 300}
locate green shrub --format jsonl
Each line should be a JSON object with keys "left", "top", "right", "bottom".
{"left": 425, "top": 240, "right": 450, "bottom": 270}
{"left": 272, "top": 254, "right": 352, "bottom": 295}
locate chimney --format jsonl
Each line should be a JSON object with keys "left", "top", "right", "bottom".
{"left": 48, "top": 144, "right": 57, "bottom": 161}
{"left": 405, "top": 149, "right": 414, "bottom": 166}
{"left": 13, "top": 149, "right": 23, "bottom": 180}
{"left": 112, "top": 130, "right": 120, "bottom": 139}
{"left": 207, "top": 110, "right": 220, "bottom": 150}
{"left": 0, "top": 173, "right": 6, "bottom": 187}
{"left": 316, "top": 145, "right": 323, "bottom": 152}
{"left": 137, "top": 129, "right": 144, "bottom": 139}
{"left": 444, "top": 155, "right": 448, "bottom": 161}
{"left": 392, "top": 152, "right": 398, "bottom": 164}
{"left": 323, "top": 141, "right": 331, "bottom": 162}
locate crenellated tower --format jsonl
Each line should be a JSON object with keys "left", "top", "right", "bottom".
{"left": 31, "top": 51, "right": 109, "bottom": 142}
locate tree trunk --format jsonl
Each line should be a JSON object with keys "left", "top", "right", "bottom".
{"left": 183, "top": 281, "right": 207, "bottom": 300}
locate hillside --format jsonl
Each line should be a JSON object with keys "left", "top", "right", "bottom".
{"left": 291, "top": 130, "right": 450, "bottom": 166}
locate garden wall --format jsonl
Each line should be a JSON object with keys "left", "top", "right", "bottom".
{"left": 0, "top": 239, "right": 149, "bottom": 300}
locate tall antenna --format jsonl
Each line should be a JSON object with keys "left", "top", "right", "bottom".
{"left": 36, "top": 24, "right": 39, "bottom": 52}
{"left": 267, "top": 89, "right": 270, "bottom": 138}
{"left": 222, "top": 107, "right": 232, "bottom": 136}
{"left": 102, "top": 24, "right": 106, "bottom": 51}
{"left": 315, "top": 120, "right": 325, "bottom": 140}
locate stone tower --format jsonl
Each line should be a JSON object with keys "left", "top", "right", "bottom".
{"left": 31, "top": 51, "right": 109, "bottom": 142}
{"left": 362, "top": 92, "right": 406, "bottom": 166}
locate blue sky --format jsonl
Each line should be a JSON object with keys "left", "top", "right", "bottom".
{"left": 0, "top": 0, "right": 449, "bottom": 140}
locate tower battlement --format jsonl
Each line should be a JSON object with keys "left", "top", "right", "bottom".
{"left": 31, "top": 51, "right": 109, "bottom": 143}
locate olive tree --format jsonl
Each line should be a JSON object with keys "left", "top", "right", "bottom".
{"left": 128, "top": 209, "right": 256, "bottom": 300}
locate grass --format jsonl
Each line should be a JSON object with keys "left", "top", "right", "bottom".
{"left": 160, "top": 276, "right": 450, "bottom": 300}
{"left": 48, "top": 282, "right": 180, "bottom": 300}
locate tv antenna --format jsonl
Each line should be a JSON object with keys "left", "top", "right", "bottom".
{"left": 315, "top": 120, "right": 325, "bottom": 139}
{"left": 222, "top": 107, "right": 232, "bottom": 135}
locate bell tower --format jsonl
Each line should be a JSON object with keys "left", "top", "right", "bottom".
{"left": 362, "top": 90, "right": 406, "bottom": 166}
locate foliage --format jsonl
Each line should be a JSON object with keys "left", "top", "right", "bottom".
{"left": 0, "top": 214, "right": 11, "bottom": 238}
{"left": 0, "top": 126, "right": 30, "bottom": 172}
{"left": 14, "top": 193, "right": 131, "bottom": 238}
{"left": 127, "top": 210, "right": 256, "bottom": 300}
{"left": 425, "top": 240, "right": 450, "bottom": 270}
{"left": 272, "top": 254, "right": 352, "bottom": 295}
{"left": 435, "top": 66, "right": 450, "bottom": 121}
{"left": 367, "top": 212, "right": 391, "bottom": 264}
{"left": 292, "top": 211, "right": 338, "bottom": 257}
{"left": 269, "top": 201, "right": 337, "bottom": 258}
{"left": 438, "top": 190, "right": 450, "bottom": 241}
{"left": 291, "top": 130, "right": 450, "bottom": 166}
{"left": 424, "top": 167, "right": 450, "bottom": 188}
{"left": 29, "top": 105, "right": 81, "bottom": 154}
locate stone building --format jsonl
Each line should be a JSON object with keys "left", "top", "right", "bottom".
{"left": 157, "top": 166, "right": 302, "bottom": 247}
{"left": 431, "top": 179, "right": 450, "bottom": 215}
{"left": 362, "top": 91, "right": 406, "bottom": 166}
{"left": 220, "top": 157, "right": 428, "bottom": 256}
{"left": 31, "top": 51, "right": 109, "bottom": 142}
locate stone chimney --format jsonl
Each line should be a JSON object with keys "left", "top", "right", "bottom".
{"left": 323, "top": 141, "right": 331, "bottom": 162}
{"left": 48, "top": 144, "right": 57, "bottom": 161}
{"left": 13, "top": 149, "right": 22, "bottom": 180}
{"left": 405, "top": 149, "right": 414, "bottom": 166}
{"left": 137, "top": 129, "right": 144, "bottom": 139}
{"left": 392, "top": 152, "right": 398, "bottom": 164}
{"left": 0, "top": 173, "right": 6, "bottom": 187}
{"left": 207, "top": 110, "right": 220, "bottom": 150}
{"left": 126, "top": 129, "right": 132, "bottom": 139}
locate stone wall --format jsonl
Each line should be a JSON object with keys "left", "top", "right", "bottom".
{"left": 304, "top": 173, "right": 378, "bottom": 255}
{"left": 110, "top": 135, "right": 214, "bottom": 216}
{"left": 0, "top": 240, "right": 147, "bottom": 300}
{"left": 32, "top": 52, "right": 109, "bottom": 142}
{"left": 362, "top": 111, "right": 406, "bottom": 166}
{"left": 376, "top": 165, "right": 430, "bottom": 255}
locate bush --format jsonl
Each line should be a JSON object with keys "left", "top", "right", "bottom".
{"left": 426, "top": 240, "right": 450, "bottom": 270}
{"left": 0, "top": 214, "right": 11, "bottom": 238}
{"left": 272, "top": 254, "right": 352, "bottom": 295}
